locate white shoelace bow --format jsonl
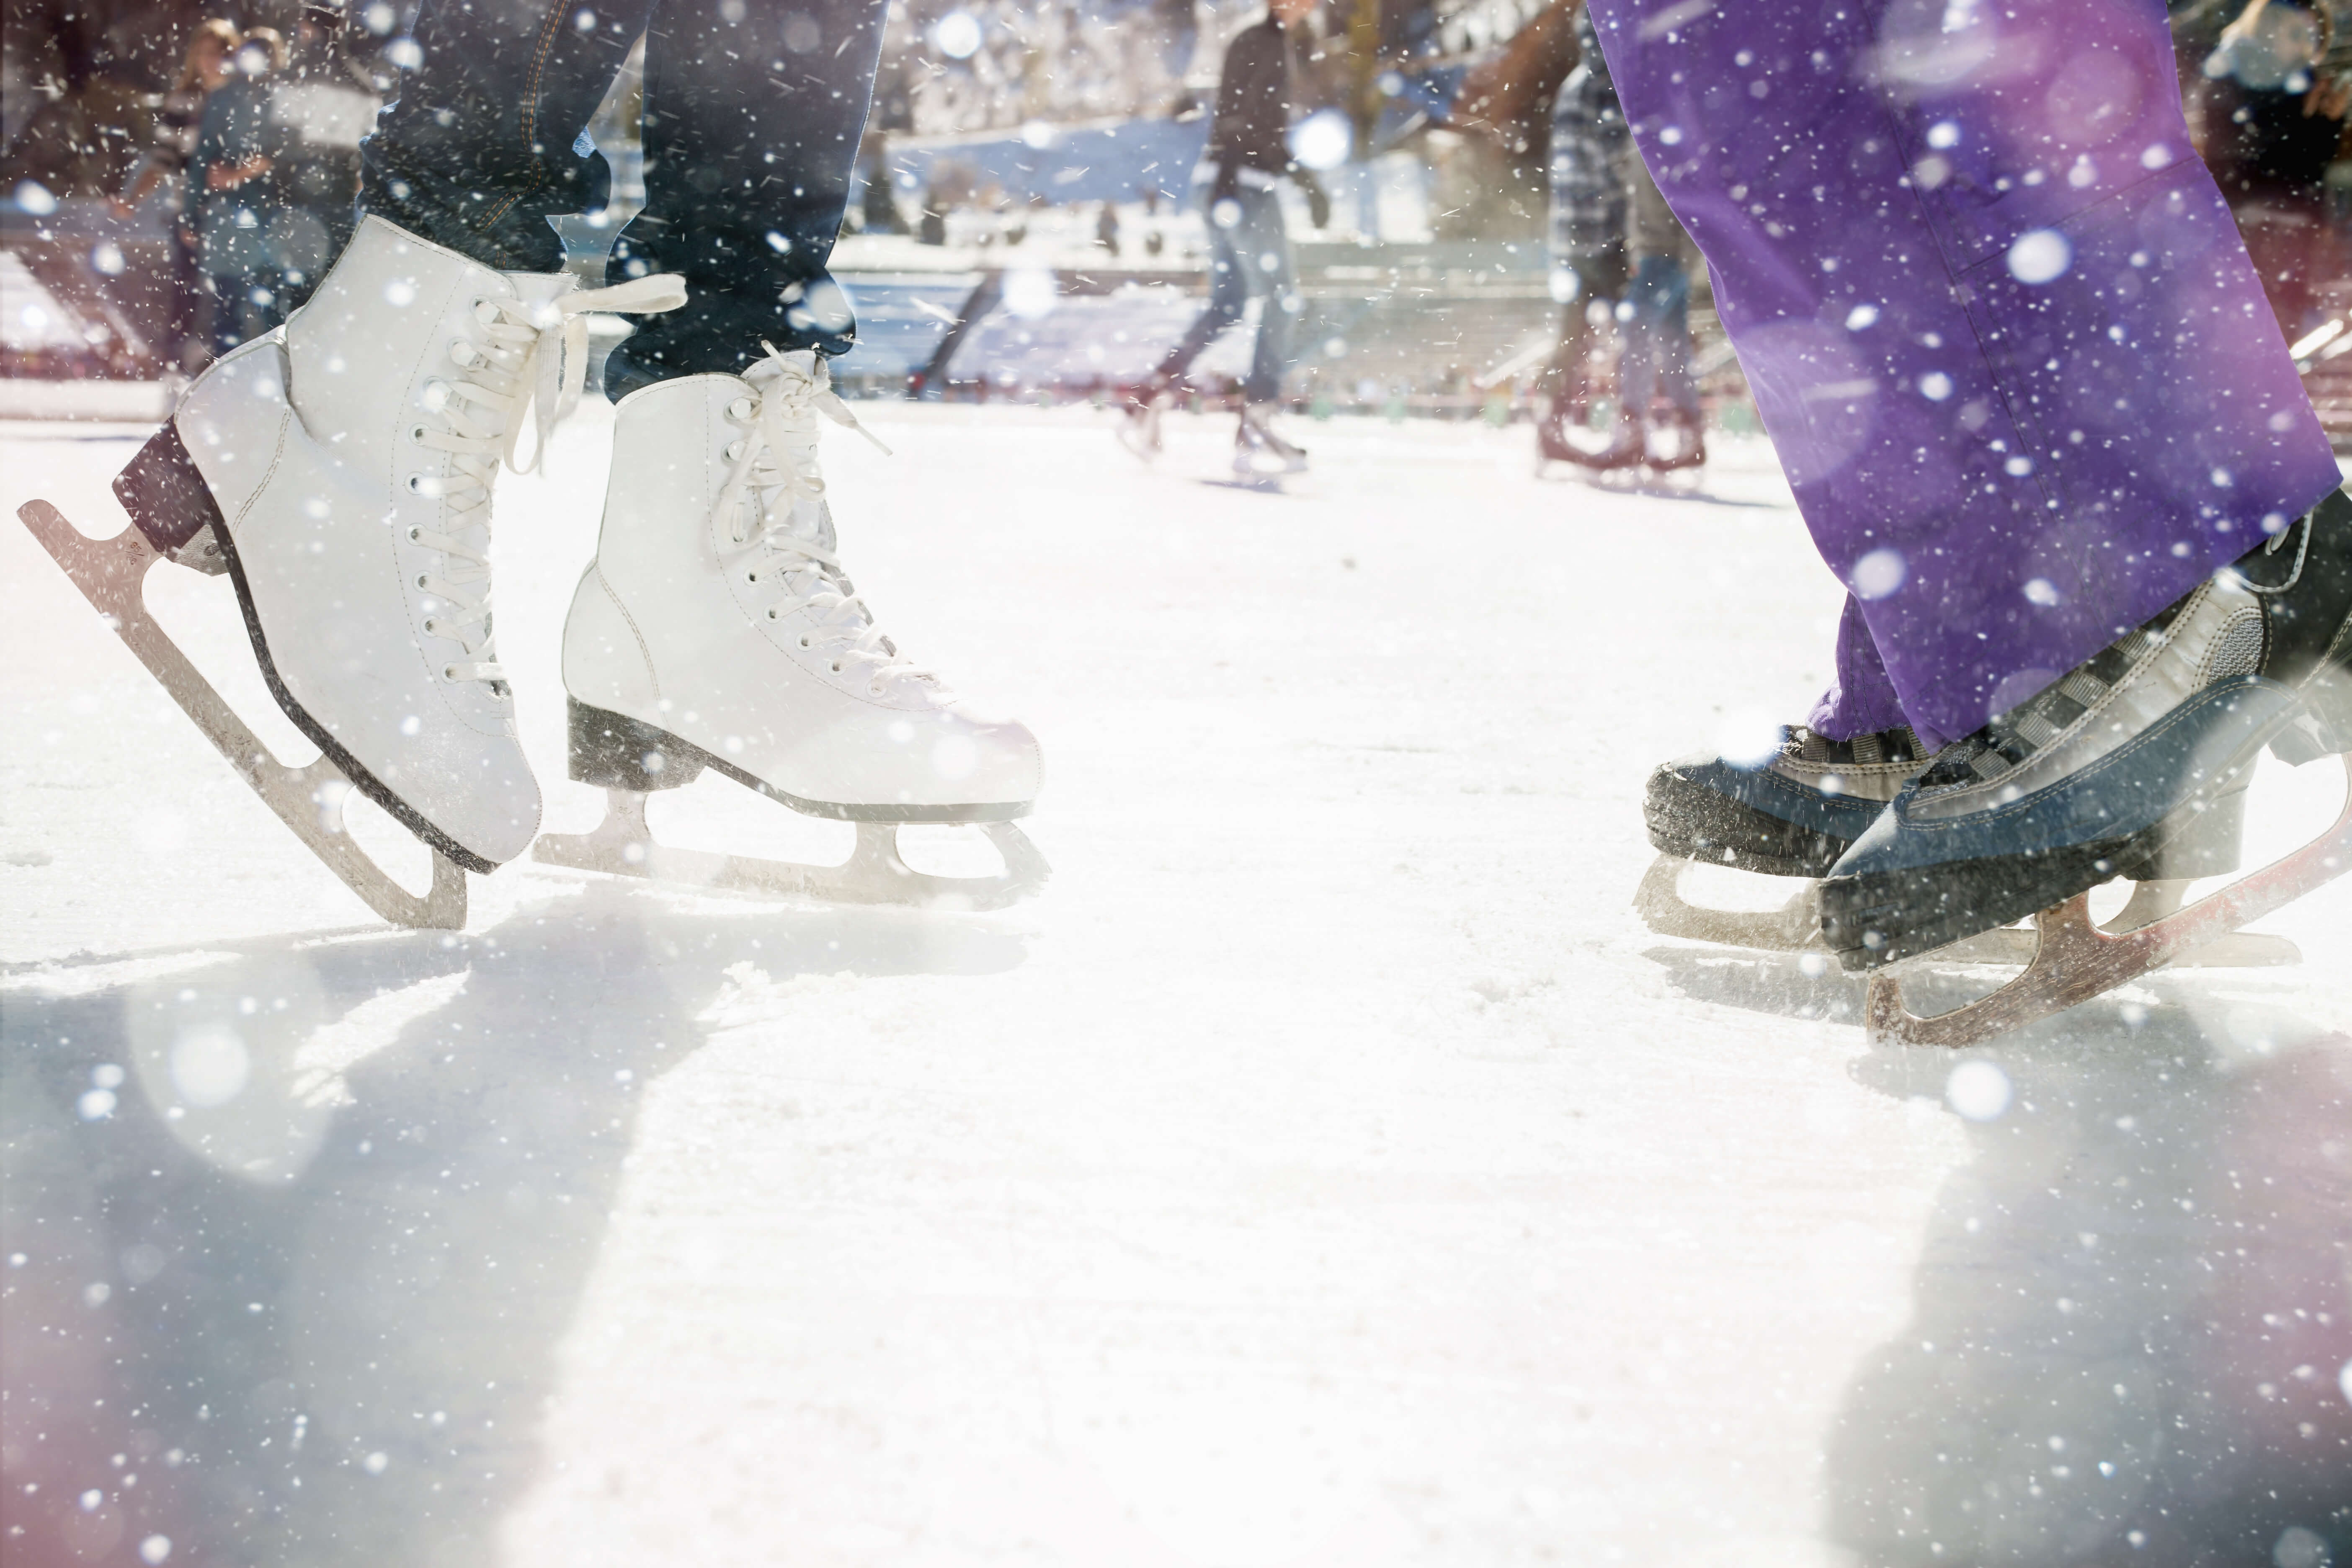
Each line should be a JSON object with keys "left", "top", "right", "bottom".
{"left": 713, "top": 345, "right": 936, "bottom": 697}
{"left": 410, "top": 272, "right": 687, "bottom": 688}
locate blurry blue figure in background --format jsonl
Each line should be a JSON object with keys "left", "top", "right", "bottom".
{"left": 190, "top": 28, "right": 291, "bottom": 357}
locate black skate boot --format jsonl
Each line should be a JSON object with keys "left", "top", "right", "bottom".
{"left": 1821, "top": 487, "right": 2352, "bottom": 971}
{"left": 1646, "top": 723, "right": 1932, "bottom": 877}
{"left": 1636, "top": 722, "right": 1934, "bottom": 950}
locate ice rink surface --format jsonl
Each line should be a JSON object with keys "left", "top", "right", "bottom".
{"left": 4, "top": 403, "right": 2348, "bottom": 1566}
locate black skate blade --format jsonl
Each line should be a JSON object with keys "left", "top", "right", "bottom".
{"left": 1862, "top": 756, "right": 2349, "bottom": 1049}
{"left": 16, "top": 499, "right": 468, "bottom": 929}
{"left": 532, "top": 789, "right": 1050, "bottom": 911}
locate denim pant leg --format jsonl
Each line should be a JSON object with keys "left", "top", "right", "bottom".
{"left": 1589, "top": 0, "right": 2340, "bottom": 747}
{"left": 1619, "top": 252, "right": 1696, "bottom": 421}
{"left": 1234, "top": 187, "right": 1297, "bottom": 404}
{"left": 606, "top": 0, "right": 892, "bottom": 391}
{"left": 1154, "top": 192, "right": 1253, "bottom": 384}
{"left": 362, "top": 0, "right": 655, "bottom": 273}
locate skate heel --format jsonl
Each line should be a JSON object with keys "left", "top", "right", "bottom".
{"left": 111, "top": 421, "right": 228, "bottom": 575}
{"left": 567, "top": 698, "right": 709, "bottom": 791}
{"left": 2272, "top": 663, "right": 2352, "bottom": 765}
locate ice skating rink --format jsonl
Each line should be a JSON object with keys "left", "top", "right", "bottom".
{"left": 5, "top": 404, "right": 2348, "bottom": 1566}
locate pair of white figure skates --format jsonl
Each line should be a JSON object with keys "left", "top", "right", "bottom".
{"left": 20, "top": 216, "right": 1047, "bottom": 926}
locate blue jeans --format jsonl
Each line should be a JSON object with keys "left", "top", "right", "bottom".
{"left": 1615, "top": 252, "right": 1697, "bottom": 423}
{"left": 1155, "top": 183, "right": 1297, "bottom": 405}
{"left": 361, "top": 0, "right": 888, "bottom": 395}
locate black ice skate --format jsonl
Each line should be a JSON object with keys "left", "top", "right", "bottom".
{"left": 1818, "top": 489, "right": 2352, "bottom": 1046}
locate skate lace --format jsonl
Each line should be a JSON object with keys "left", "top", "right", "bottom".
{"left": 407, "top": 272, "right": 686, "bottom": 688}
{"left": 713, "top": 344, "right": 941, "bottom": 699}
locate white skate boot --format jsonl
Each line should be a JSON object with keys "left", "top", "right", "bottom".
{"left": 535, "top": 346, "right": 1049, "bottom": 908}
{"left": 17, "top": 215, "right": 683, "bottom": 926}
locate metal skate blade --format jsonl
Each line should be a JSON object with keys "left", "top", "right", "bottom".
{"left": 17, "top": 499, "right": 466, "bottom": 929}
{"left": 1865, "top": 757, "right": 2349, "bottom": 1048}
{"left": 1634, "top": 856, "right": 2300, "bottom": 971}
{"left": 532, "top": 789, "right": 1049, "bottom": 911}
{"left": 1633, "top": 856, "right": 1823, "bottom": 950}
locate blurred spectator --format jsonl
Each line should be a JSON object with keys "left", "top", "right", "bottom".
{"left": 113, "top": 18, "right": 241, "bottom": 372}
{"left": 2177, "top": 0, "right": 2352, "bottom": 336}
{"left": 1534, "top": 5, "right": 1700, "bottom": 471}
{"left": 265, "top": 10, "right": 378, "bottom": 311}
{"left": 114, "top": 19, "right": 239, "bottom": 212}
{"left": 191, "top": 26, "right": 291, "bottom": 356}
{"left": 3, "top": 0, "right": 201, "bottom": 199}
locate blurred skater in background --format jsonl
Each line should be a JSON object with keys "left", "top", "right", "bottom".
{"left": 1535, "top": 5, "right": 1703, "bottom": 476}
{"left": 1120, "top": 0, "right": 1329, "bottom": 477}
{"left": 190, "top": 26, "right": 289, "bottom": 356}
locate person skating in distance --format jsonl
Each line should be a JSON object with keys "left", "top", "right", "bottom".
{"left": 1120, "top": 0, "right": 1331, "bottom": 476}
{"left": 1536, "top": 5, "right": 1705, "bottom": 477}
{"left": 1609, "top": 0, "right": 2352, "bottom": 979}
{"left": 102, "top": 0, "right": 1042, "bottom": 910}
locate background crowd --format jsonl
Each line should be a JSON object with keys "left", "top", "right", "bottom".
{"left": 5, "top": 0, "right": 2351, "bottom": 436}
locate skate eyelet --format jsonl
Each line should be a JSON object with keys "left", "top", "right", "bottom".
{"left": 407, "top": 526, "right": 422, "bottom": 542}
{"left": 745, "top": 570, "right": 758, "bottom": 583}
{"left": 406, "top": 475, "right": 423, "bottom": 493}
{"left": 798, "top": 636, "right": 811, "bottom": 647}
{"left": 417, "top": 573, "right": 430, "bottom": 589}
{"left": 766, "top": 609, "right": 778, "bottom": 620}
{"left": 830, "top": 662, "right": 843, "bottom": 673}
{"left": 410, "top": 425, "right": 427, "bottom": 442}
{"left": 443, "top": 665, "right": 458, "bottom": 680}
{"left": 423, "top": 617, "right": 439, "bottom": 634}
{"left": 727, "top": 398, "right": 753, "bottom": 421}
{"left": 724, "top": 441, "right": 743, "bottom": 461}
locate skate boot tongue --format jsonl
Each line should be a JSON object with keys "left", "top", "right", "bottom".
{"left": 719, "top": 346, "right": 944, "bottom": 702}
{"left": 408, "top": 268, "right": 686, "bottom": 691}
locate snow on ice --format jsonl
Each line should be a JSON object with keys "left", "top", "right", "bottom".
{"left": 2, "top": 403, "right": 2348, "bottom": 1563}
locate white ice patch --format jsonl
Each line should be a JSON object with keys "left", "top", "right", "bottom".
{"left": 171, "top": 1024, "right": 250, "bottom": 1108}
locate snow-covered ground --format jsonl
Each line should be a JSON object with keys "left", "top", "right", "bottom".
{"left": 3, "top": 403, "right": 2347, "bottom": 1567}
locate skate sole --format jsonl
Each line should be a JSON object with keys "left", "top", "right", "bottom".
{"left": 17, "top": 497, "right": 467, "bottom": 927}
{"left": 115, "top": 423, "right": 503, "bottom": 877}
{"left": 562, "top": 698, "right": 1032, "bottom": 824}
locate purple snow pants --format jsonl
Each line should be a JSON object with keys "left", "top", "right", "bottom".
{"left": 1586, "top": 0, "right": 2341, "bottom": 749}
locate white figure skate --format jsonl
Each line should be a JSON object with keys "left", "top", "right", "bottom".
{"left": 1234, "top": 404, "right": 1307, "bottom": 477}
{"left": 534, "top": 346, "right": 1049, "bottom": 909}
{"left": 18, "top": 215, "right": 683, "bottom": 927}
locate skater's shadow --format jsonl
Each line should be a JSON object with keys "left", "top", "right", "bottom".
{"left": 1826, "top": 998, "right": 2352, "bottom": 1563}
{"left": 0, "top": 882, "right": 1027, "bottom": 1565}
